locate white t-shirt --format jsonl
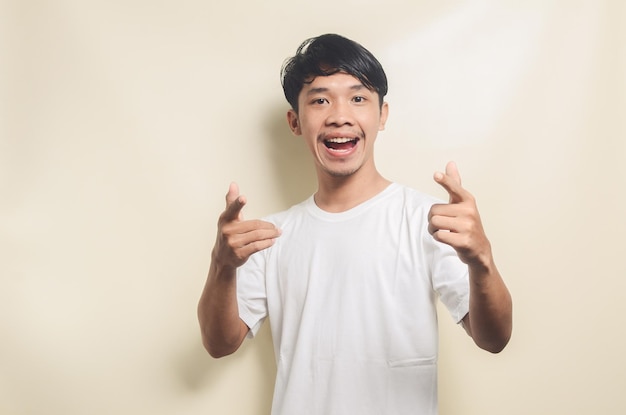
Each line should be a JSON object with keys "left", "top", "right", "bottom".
{"left": 237, "top": 183, "right": 470, "bottom": 415}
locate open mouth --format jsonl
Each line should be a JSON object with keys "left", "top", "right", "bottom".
{"left": 323, "top": 137, "right": 359, "bottom": 151}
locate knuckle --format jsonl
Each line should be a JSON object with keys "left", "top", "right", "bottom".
{"left": 250, "top": 229, "right": 264, "bottom": 241}
{"left": 220, "top": 224, "right": 235, "bottom": 238}
{"left": 249, "top": 240, "right": 269, "bottom": 254}
{"left": 250, "top": 240, "right": 264, "bottom": 251}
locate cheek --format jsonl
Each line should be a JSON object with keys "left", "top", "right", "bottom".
{"left": 299, "top": 118, "right": 322, "bottom": 139}
{"left": 361, "top": 115, "right": 384, "bottom": 134}
{"left": 300, "top": 127, "right": 319, "bottom": 150}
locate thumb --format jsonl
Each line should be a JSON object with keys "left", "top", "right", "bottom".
{"left": 225, "top": 182, "right": 239, "bottom": 206}
{"left": 434, "top": 161, "right": 464, "bottom": 204}
{"left": 224, "top": 182, "right": 246, "bottom": 221}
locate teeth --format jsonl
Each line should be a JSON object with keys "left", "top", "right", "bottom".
{"left": 325, "top": 137, "right": 354, "bottom": 143}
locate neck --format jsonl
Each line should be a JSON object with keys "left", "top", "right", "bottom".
{"left": 314, "top": 169, "right": 391, "bottom": 213}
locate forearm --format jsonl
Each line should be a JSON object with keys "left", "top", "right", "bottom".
{"left": 465, "top": 252, "right": 512, "bottom": 353}
{"left": 197, "top": 254, "right": 248, "bottom": 358}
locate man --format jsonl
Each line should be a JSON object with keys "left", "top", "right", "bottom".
{"left": 198, "top": 33, "right": 512, "bottom": 415}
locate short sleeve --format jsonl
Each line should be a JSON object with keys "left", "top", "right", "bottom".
{"left": 430, "top": 240, "right": 470, "bottom": 323}
{"left": 236, "top": 250, "right": 268, "bottom": 337}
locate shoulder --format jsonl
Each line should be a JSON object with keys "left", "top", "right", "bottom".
{"left": 262, "top": 196, "right": 313, "bottom": 228}
{"left": 388, "top": 183, "right": 443, "bottom": 211}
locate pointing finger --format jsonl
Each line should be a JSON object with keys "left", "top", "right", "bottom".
{"left": 445, "top": 161, "right": 461, "bottom": 186}
{"left": 225, "top": 182, "right": 239, "bottom": 207}
{"left": 434, "top": 161, "right": 466, "bottom": 204}
{"left": 223, "top": 182, "right": 246, "bottom": 221}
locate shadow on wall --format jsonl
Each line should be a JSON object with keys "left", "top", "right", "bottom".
{"left": 173, "top": 338, "right": 226, "bottom": 392}
{"left": 263, "top": 105, "right": 317, "bottom": 207}
{"left": 174, "top": 324, "right": 276, "bottom": 396}
{"left": 171, "top": 105, "right": 312, "bottom": 410}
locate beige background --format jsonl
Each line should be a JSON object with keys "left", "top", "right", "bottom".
{"left": 1, "top": 1, "right": 625, "bottom": 414}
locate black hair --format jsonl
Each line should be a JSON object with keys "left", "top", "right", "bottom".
{"left": 280, "top": 33, "right": 388, "bottom": 112}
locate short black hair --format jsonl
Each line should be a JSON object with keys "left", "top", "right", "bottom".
{"left": 280, "top": 34, "right": 388, "bottom": 112}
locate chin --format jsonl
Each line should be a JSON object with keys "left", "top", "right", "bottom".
{"left": 324, "top": 165, "right": 361, "bottom": 178}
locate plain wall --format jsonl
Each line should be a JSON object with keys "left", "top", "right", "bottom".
{"left": 1, "top": 1, "right": 625, "bottom": 414}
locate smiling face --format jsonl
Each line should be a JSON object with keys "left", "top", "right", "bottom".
{"left": 287, "top": 72, "right": 389, "bottom": 180}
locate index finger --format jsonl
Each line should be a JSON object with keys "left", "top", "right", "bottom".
{"left": 433, "top": 161, "right": 468, "bottom": 204}
{"left": 223, "top": 182, "right": 246, "bottom": 221}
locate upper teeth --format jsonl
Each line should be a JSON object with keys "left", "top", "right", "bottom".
{"left": 326, "top": 137, "right": 353, "bottom": 143}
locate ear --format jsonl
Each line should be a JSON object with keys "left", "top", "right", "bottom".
{"left": 378, "top": 102, "right": 389, "bottom": 131}
{"left": 287, "top": 109, "right": 302, "bottom": 135}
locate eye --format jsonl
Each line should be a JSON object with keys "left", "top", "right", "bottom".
{"left": 312, "top": 98, "right": 328, "bottom": 105}
{"left": 353, "top": 96, "right": 366, "bottom": 103}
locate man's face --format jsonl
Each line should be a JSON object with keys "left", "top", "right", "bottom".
{"left": 287, "top": 72, "right": 388, "bottom": 179}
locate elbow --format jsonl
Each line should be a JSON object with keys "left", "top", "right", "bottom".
{"left": 198, "top": 320, "right": 247, "bottom": 359}
{"left": 481, "top": 338, "right": 509, "bottom": 354}
{"left": 210, "top": 351, "right": 233, "bottom": 359}
{"left": 200, "top": 331, "right": 240, "bottom": 359}
{"left": 465, "top": 316, "right": 512, "bottom": 354}
{"left": 464, "top": 307, "right": 512, "bottom": 354}
{"left": 476, "top": 330, "right": 512, "bottom": 354}
{"left": 197, "top": 309, "right": 243, "bottom": 358}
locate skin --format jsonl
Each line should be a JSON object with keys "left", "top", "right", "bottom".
{"left": 286, "top": 72, "right": 390, "bottom": 212}
{"left": 198, "top": 72, "right": 512, "bottom": 358}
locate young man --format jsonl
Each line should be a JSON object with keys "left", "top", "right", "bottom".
{"left": 198, "top": 33, "right": 512, "bottom": 415}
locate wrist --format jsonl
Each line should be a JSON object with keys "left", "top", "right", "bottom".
{"left": 467, "top": 244, "right": 496, "bottom": 277}
{"left": 210, "top": 249, "right": 238, "bottom": 279}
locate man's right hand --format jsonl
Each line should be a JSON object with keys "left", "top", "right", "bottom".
{"left": 213, "top": 182, "right": 281, "bottom": 269}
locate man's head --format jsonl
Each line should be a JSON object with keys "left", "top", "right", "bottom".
{"left": 281, "top": 34, "right": 388, "bottom": 113}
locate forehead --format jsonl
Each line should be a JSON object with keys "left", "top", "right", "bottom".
{"left": 301, "top": 72, "right": 370, "bottom": 95}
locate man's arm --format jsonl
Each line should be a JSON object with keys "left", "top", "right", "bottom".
{"left": 428, "top": 162, "right": 512, "bottom": 353}
{"left": 197, "top": 183, "right": 281, "bottom": 358}
{"left": 461, "top": 260, "right": 512, "bottom": 353}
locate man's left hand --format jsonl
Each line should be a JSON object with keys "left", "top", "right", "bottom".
{"left": 428, "top": 161, "right": 492, "bottom": 267}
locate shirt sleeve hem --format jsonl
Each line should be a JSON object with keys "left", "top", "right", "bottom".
{"left": 238, "top": 306, "right": 264, "bottom": 338}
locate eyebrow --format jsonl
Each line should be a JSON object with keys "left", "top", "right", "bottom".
{"left": 305, "top": 84, "right": 368, "bottom": 96}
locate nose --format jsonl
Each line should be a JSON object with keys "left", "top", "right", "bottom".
{"left": 325, "top": 100, "right": 354, "bottom": 126}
